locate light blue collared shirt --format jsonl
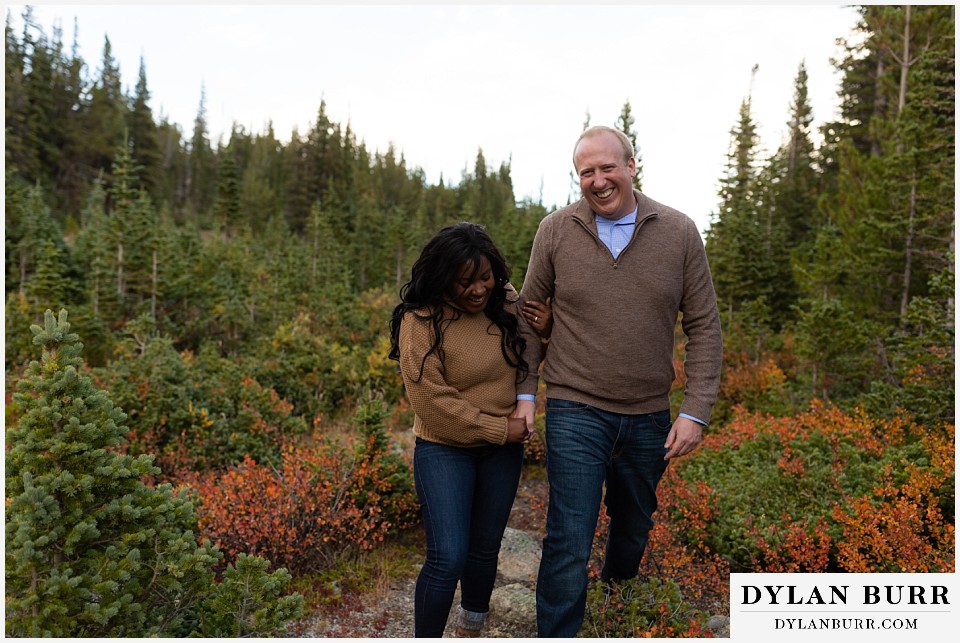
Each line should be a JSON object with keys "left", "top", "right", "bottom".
{"left": 518, "top": 207, "right": 706, "bottom": 427}
{"left": 595, "top": 208, "right": 637, "bottom": 260}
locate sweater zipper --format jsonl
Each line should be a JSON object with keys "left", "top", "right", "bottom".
{"left": 575, "top": 213, "right": 658, "bottom": 268}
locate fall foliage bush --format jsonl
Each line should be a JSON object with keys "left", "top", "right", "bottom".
{"left": 191, "top": 394, "right": 419, "bottom": 576}
{"left": 666, "top": 402, "right": 954, "bottom": 573}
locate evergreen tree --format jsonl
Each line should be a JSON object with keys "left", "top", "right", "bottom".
{"left": 705, "top": 80, "right": 764, "bottom": 312}
{"left": 57, "top": 18, "right": 87, "bottom": 218}
{"left": 10, "top": 183, "right": 63, "bottom": 296}
{"left": 706, "top": 65, "right": 800, "bottom": 331}
{"left": 24, "top": 240, "right": 68, "bottom": 315}
{"left": 127, "top": 56, "right": 162, "bottom": 200}
{"left": 239, "top": 122, "right": 284, "bottom": 230}
{"left": 775, "top": 61, "right": 822, "bottom": 249}
{"left": 212, "top": 147, "right": 241, "bottom": 234}
{"left": 186, "top": 85, "right": 216, "bottom": 217}
{"left": 156, "top": 115, "right": 189, "bottom": 217}
{"left": 281, "top": 126, "right": 312, "bottom": 231}
{"left": 85, "top": 36, "right": 127, "bottom": 182}
{"left": 819, "top": 5, "right": 954, "bottom": 325}
{"left": 5, "top": 309, "right": 220, "bottom": 635}
{"left": 5, "top": 310, "right": 302, "bottom": 636}
{"left": 5, "top": 10, "right": 35, "bottom": 179}
{"left": 72, "top": 181, "right": 118, "bottom": 319}
{"left": 18, "top": 11, "right": 60, "bottom": 189}
{"left": 615, "top": 99, "right": 643, "bottom": 191}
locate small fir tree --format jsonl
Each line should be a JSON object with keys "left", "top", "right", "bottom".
{"left": 5, "top": 309, "right": 302, "bottom": 636}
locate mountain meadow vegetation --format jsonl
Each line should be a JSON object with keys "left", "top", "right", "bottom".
{"left": 5, "top": 5, "right": 954, "bottom": 637}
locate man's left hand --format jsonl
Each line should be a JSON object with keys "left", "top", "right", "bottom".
{"left": 663, "top": 416, "right": 702, "bottom": 460}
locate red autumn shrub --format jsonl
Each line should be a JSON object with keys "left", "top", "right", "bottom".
{"left": 190, "top": 403, "right": 419, "bottom": 576}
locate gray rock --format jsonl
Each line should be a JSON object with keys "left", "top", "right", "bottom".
{"left": 489, "top": 583, "right": 537, "bottom": 627}
{"left": 497, "top": 527, "right": 542, "bottom": 582}
{"left": 706, "top": 614, "right": 730, "bottom": 636}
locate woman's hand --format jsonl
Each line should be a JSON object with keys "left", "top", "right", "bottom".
{"left": 506, "top": 417, "right": 532, "bottom": 443}
{"left": 523, "top": 297, "right": 553, "bottom": 338}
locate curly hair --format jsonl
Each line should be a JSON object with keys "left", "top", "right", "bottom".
{"left": 389, "top": 222, "right": 527, "bottom": 383}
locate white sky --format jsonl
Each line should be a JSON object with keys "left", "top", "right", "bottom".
{"left": 9, "top": 2, "right": 862, "bottom": 234}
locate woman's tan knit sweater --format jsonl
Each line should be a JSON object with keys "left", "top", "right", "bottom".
{"left": 398, "top": 297, "right": 519, "bottom": 448}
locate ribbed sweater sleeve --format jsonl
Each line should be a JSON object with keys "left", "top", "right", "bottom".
{"left": 398, "top": 310, "right": 511, "bottom": 447}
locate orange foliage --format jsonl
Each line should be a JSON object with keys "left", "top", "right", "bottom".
{"left": 189, "top": 438, "right": 418, "bottom": 576}
{"left": 720, "top": 351, "right": 787, "bottom": 404}
{"left": 833, "top": 439, "right": 955, "bottom": 574}
{"left": 748, "top": 517, "right": 832, "bottom": 572}
{"left": 703, "top": 400, "right": 907, "bottom": 456}
{"left": 645, "top": 468, "right": 730, "bottom": 602}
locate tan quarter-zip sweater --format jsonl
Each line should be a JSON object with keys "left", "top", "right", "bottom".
{"left": 517, "top": 190, "right": 723, "bottom": 423}
{"left": 398, "top": 290, "right": 520, "bottom": 447}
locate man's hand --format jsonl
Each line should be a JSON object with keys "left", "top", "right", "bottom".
{"left": 512, "top": 399, "right": 536, "bottom": 440}
{"left": 664, "top": 416, "right": 702, "bottom": 460}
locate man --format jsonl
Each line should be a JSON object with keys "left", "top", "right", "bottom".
{"left": 513, "top": 125, "right": 722, "bottom": 637}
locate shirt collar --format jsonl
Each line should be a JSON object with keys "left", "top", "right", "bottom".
{"left": 595, "top": 206, "right": 638, "bottom": 227}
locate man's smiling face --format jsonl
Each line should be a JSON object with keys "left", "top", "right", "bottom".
{"left": 574, "top": 130, "right": 637, "bottom": 221}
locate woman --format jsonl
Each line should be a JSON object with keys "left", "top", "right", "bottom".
{"left": 389, "top": 222, "right": 547, "bottom": 637}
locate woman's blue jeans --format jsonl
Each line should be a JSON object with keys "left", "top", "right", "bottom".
{"left": 536, "top": 399, "right": 672, "bottom": 638}
{"left": 413, "top": 437, "right": 523, "bottom": 637}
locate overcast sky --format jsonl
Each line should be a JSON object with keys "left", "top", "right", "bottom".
{"left": 10, "top": 2, "right": 862, "bottom": 233}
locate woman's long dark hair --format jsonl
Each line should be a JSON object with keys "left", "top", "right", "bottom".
{"left": 389, "top": 222, "right": 527, "bottom": 383}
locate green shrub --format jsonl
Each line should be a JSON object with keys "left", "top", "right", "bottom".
{"left": 96, "top": 324, "right": 307, "bottom": 474}
{"left": 581, "top": 577, "right": 711, "bottom": 638}
{"left": 195, "top": 554, "right": 304, "bottom": 637}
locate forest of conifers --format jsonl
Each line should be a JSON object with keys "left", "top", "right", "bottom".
{"left": 5, "top": 5, "right": 955, "bottom": 638}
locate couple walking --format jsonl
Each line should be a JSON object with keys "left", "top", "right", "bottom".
{"left": 389, "top": 126, "right": 723, "bottom": 638}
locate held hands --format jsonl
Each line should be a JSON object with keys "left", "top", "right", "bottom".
{"left": 506, "top": 416, "right": 533, "bottom": 443}
{"left": 664, "top": 416, "right": 702, "bottom": 460}
{"left": 522, "top": 297, "right": 553, "bottom": 338}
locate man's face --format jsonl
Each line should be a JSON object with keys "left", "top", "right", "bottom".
{"left": 574, "top": 132, "right": 636, "bottom": 220}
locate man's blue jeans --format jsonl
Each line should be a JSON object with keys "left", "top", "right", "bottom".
{"left": 413, "top": 437, "right": 523, "bottom": 637}
{"left": 536, "top": 399, "right": 672, "bottom": 637}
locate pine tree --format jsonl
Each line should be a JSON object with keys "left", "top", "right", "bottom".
{"left": 11, "top": 183, "right": 63, "bottom": 296}
{"left": 5, "top": 309, "right": 221, "bottom": 636}
{"left": 54, "top": 17, "right": 87, "bottom": 219}
{"left": 186, "top": 85, "right": 216, "bottom": 217}
{"left": 212, "top": 147, "right": 242, "bottom": 234}
{"left": 705, "top": 79, "right": 764, "bottom": 312}
{"left": 5, "top": 10, "right": 35, "bottom": 179}
{"left": 156, "top": 115, "right": 189, "bottom": 217}
{"left": 239, "top": 123, "right": 284, "bottom": 230}
{"left": 127, "top": 56, "right": 162, "bottom": 200}
{"left": 775, "top": 61, "right": 822, "bottom": 249}
{"left": 819, "top": 5, "right": 954, "bottom": 325}
{"left": 85, "top": 36, "right": 127, "bottom": 181}
{"left": 24, "top": 240, "right": 68, "bottom": 315}
{"left": 615, "top": 99, "right": 643, "bottom": 191}
{"left": 5, "top": 310, "right": 303, "bottom": 636}
{"left": 706, "top": 65, "right": 800, "bottom": 331}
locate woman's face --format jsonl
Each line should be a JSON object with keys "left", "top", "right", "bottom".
{"left": 448, "top": 255, "right": 494, "bottom": 314}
